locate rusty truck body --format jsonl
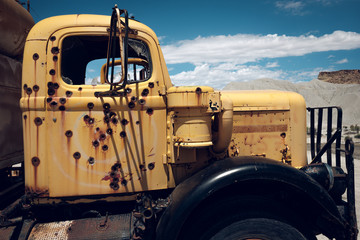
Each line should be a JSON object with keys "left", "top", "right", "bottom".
{"left": 0, "top": 5, "right": 357, "bottom": 240}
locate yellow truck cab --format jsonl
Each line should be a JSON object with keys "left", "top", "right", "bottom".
{"left": 1, "top": 6, "right": 357, "bottom": 240}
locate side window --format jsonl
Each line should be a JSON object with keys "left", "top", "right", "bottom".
{"left": 61, "top": 36, "right": 152, "bottom": 85}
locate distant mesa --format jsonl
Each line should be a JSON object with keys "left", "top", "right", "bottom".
{"left": 318, "top": 70, "right": 360, "bottom": 84}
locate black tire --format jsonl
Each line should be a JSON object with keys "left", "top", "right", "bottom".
{"left": 210, "top": 218, "right": 306, "bottom": 240}
{"left": 178, "top": 195, "right": 315, "bottom": 240}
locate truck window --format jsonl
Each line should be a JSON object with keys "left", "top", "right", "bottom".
{"left": 61, "top": 35, "right": 152, "bottom": 85}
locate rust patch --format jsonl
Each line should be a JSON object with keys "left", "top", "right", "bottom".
{"left": 233, "top": 124, "right": 288, "bottom": 133}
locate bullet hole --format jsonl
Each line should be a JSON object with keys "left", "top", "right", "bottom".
{"left": 53, "top": 118, "right": 57, "bottom": 122}
{"left": 50, "top": 36, "right": 56, "bottom": 41}
{"left": 112, "top": 177, "right": 119, "bottom": 183}
{"left": 59, "top": 106, "right": 66, "bottom": 111}
{"left": 114, "top": 163, "right": 122, "bottom": 169}
{"left": 53, "top": 83, "right": 59, "bottom": 89}
{"left": 87, "top": 102, "right": 94, "bottom": 110}
{"left": 131, "top": 96, "right": 137, "bottom": 102}
{"left": 120, "top": 131, "right": 127, "bottom": 138}
{"left": 23, "top": 84, "right": 28, "bottom": 90}
{"left": 49, "top": 69, "right": 56, "bottom": 75}
{"left": 88, "top": 118, "right": 95, "bottom": 125}
{"left": 110, "top": 172, "right": 116, "bottom": 178}
{"left": 121, "top": 119, "right": 129, "bottom": 125}
{"left": 104, "top": 116, "right": 110, "bottom": 123}
{"left": 92, "top": 140, "right": 99, "bottom": 147}
{"left": 66, "top": 91, "right": 73, "bottom": 97}
{"left": 280, "top": 133, "right": 286, "bottom": 138}
{"left": 100, "top": 133, "right": 106, "bottom": 141}
{"left": 59, "top": 98, "right": 66, "bottom": 104}
{"left": 103, "top": 103, "right": 111, "bottom": 109}
{"left": 73, "top": 152, "right": 81, "bottom": 160}
{"left": 106, "top": 128, "right": 113, "bottom": 135}
{"left": 48, "top": 89, "right": 55, "bottom": 96}
{"left": 141, "top": 88, "right": 149, "bottom": 97}
{"left": 34, "top": 117, "right": 43, "bottom": 126}
{"left": 121, "top": 179, "right": 127, "bottom": 186}
{"left": 102, "top": 145, "right": 108, "bottom": 151}
{"left": 109, "top": 112, "right": 116, "bottom": 118}
{"left": 148, "top": 82, "right": 154, "bottom": 88}
{"left": 33, "top": 53, "right": 39, "bottom": 60}
{"left": 53, "top": 56, "right": 58, "bottom": 62}
{"left": 83, "top": 115, "right": 90, "bottom": 122}
{"left": 148, "top": 162, "right": 155, "bottom": 170}
{"left": 146, "top": 108, "right": 154, "bottom": 115}
{"left": 139, "top": 99, "right": 146, "bottom": 105}
{"left": 139, "top": 164, "right": 146, "bottom": 171}
{"left": 51, "top": 47, "right": 59, "bottom": 54}
{"left": 110, "top": 182, "right": 119, "bottom": 190}
{"left": 32, "top": 157, "right": 40, "bottom": 167}
{"left": 23, "top": 115, "right": 27, "bottom": 120}
{"left": 78, "top": 87, "right": 82, "bottom": 91}
{"left": 46, "top": 97, "right": 52, "bottom": 103}
{"left": 26, "top": 88, "right": 32, "bottom": 95}
{"left": 65, "top": 130, "right": 73, "bottom": 137}
{"left": 47, "top": 82, "right": 54, "bottom": 88}
{"left": 96, "top": 127, "right": 100, "bottom": 132}
{"left": 136, "top": 121, "right": 140, "bottom": 125}
{"left": 125, "top": 88, "right": 132, "bottom": 94}
{"left": 195, "top": 87, "right": 202, "bottom": 94}
{"left": 88, "top": 157, "right": 95, "bottom": 165}
{"left": 33, "top": 85, "right": 39, "bottom": 92}
{"left": 111, "top": 118, "right": 118, "bottom": 124}
{"left": 128, "top": 102, "right": 135, "bottom": 109}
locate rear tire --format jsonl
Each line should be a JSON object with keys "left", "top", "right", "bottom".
{"left": 210, "top": 218, "right": 307, "bottom": 240}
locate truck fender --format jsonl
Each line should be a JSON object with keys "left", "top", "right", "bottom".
{"left": 156, "top": 156, "right": 346, "bottom": 240}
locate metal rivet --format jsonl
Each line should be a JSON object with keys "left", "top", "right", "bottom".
{"left": 32, "top": 157, "right": 40, "bottom": 167}
{"left": 34, "top": 117, "right": 43, "bottom": 126}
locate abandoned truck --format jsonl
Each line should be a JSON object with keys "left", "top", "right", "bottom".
{"left": 0, "top": 5, "right": 358, "bottom": 240}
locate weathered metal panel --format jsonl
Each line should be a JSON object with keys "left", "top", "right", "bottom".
{"left": 0, "top": 54, "right": 23, "bottom": 169}
{"left": 28, "top": 214, "right": 132, "bottom": 240}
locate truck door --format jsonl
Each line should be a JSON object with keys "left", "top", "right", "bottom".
{"left": 44, "top": 26, "right": 168, "bottom": 197}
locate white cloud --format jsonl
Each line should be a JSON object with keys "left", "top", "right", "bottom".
{"left": 162, "top": 31, "right": 360, "bottom": 65}
{"left": 335, "top": 58, "right": 348, "bottom": 64}
{"left": 275, "top": 1, "right": 306, "bottom": 15}
{"left": 266, "top": 62, "right": 280, "bottom": 68}
{"left": 170, "top": 63, "right": 284, "bottom": 90}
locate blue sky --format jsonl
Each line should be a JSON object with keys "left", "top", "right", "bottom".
{"left": 28, "top": 0, "right": 360, "bottom": 89}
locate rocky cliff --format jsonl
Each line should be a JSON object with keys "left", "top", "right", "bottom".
{"left": 318, "top": 70, "right": 360, "bottom": 84}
